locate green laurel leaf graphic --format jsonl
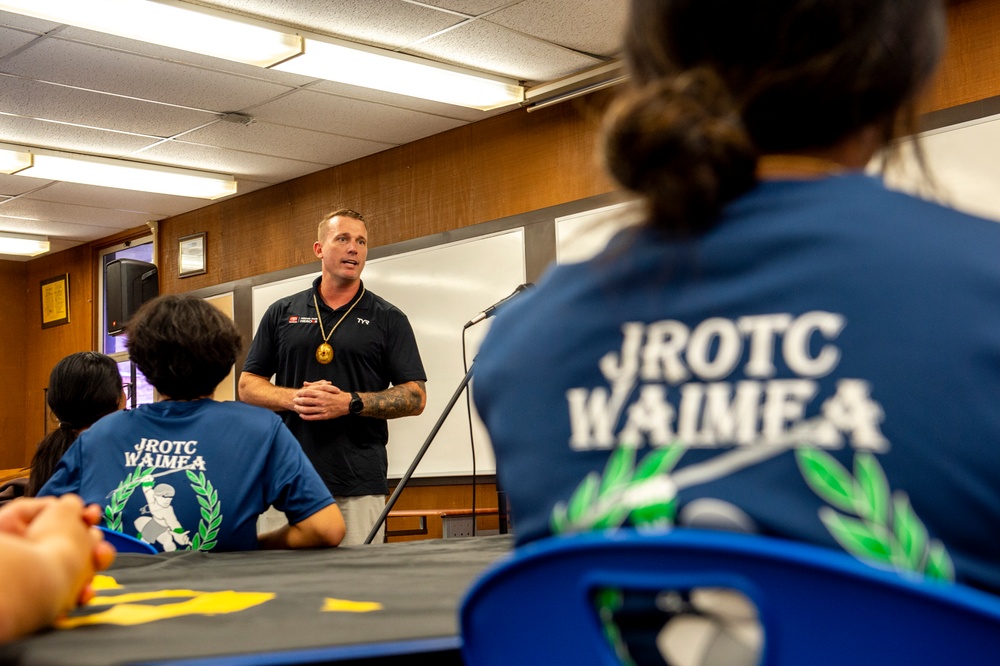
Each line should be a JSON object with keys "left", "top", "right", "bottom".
{"left": 892, "top": 492, "right": 929, "bottom": 572}
{"left": 104, "top": 465, "right": 152, "bottom": 533}
{"left": 925, "top": 542, "right": 955, "bottom": 582}
{"left": 565, "top": 473, "right": 600, "bottom": 524}
{"left": 593, "top": 587, "right": 636, "bottom": 666}
{"left": 819, "top": 507, "right": 894, "bottom": 564}
{"left": 629, "top": 496, "right": 677, "bottom": 530}
{"left": 599, "top": 446, "right": 635, "bottom": 498}
{"left": 550, "top": 505, "right": 569, "bottom": 534}
{"left": 592, "top": 504, "right": 632, "bottom": 531}
{"left": 186, "top": 469, "right": 222, "bottom": 551}
{"left": 632, "top": 443, "right": 685, "bottom": 482}
{"left": 550, "top": 444, "right": 686, "bottom": 536}
{"left": 800, "top": 447, "right": 954, "bottom": 582}
{"left": 853, "top": 452, "right": 889, "bottom": 525}
{"left": 797, "top": 448, "right": 856, "bottom": 513}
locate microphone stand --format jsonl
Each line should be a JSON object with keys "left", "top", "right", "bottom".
{"left": 366, "top": 286, "right": 532, "bottom": 544}
{"left": 364, "top": 363, "right": 477, "bottom": 544}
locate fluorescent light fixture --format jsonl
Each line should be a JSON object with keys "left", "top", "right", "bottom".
{"left": 0, "top": 0, "right": 522, "bottom": 110}
{"left": 0, "top": 144, "right": 32, "bottom": 174}
{"left": 0, "top": 143, "right": 237, "bottom": 199}
{"left": 0, "top": 0, "right": 303, "bottom": 67}
{"left": 0, "top": 231, "right": 50, "bottom": 257}
{"left": 273, "top": 33, "right": 524, "bottom": 110}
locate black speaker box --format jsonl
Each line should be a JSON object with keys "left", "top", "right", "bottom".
{"left": 106, "top": 259, "right": 159, "bottom": 336}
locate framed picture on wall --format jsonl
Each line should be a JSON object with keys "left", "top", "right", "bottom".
{"left": 40, "top": 273, "right": 70, "bottom": 328}
{"left": 178, "top": 232, "right": 207, "bottom": 277}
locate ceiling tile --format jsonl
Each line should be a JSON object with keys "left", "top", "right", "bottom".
{"left": 195, "top": 0, "right": 463, "bottom": 49}
{"left": 406, "top": 20, "right": 603, "bottom": 83}
{"left": 179, "top": 119, "right": 397, "bottom": 165}
{"left": 487, "top": 0, "right": 627, "bottom": 57}
{"left": 247, "top": 89, "right": 468, "bottom": 145}
{"left": 0, "top": 172, "right": 50, "bottom": 197}
{"left": 0, "top": 10, "right": 58, "bottom": 34}
{"left": 0, "top": 23, "right": 39, "bottom": 56}
{"left": 413, "top": 1, "right": 517, "bottom": 16}
{"left": 0, "top": 37, "right": 295, "bottom": 112}
{"left": 137, "top": 140, "right": 334, "bottom": 184}
{"left": 0, "top": 191, "right": 168, "bottom": 228}
{"left": 0, "top": 112, "right": 159, "bottom": 155}
{"left": 0, "top": 0, "right": 622, "bottom": 260}
{"left": 31, "top": 180, "right": 231, "bottom": 218}
{"left": 0, "top": 212, "right": 129, "bottom": 240}
{"left": 0, "top": 75, "right": 217, "bottom": 138}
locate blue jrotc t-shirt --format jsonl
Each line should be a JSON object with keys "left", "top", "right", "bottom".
{"left": 473, "top": 173, "right": 1000, "bottom": 594}
{"left": 39, "top": 399, "right": 335, "bottom": 552}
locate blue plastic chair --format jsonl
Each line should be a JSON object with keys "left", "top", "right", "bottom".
{"left": 98, "top": 525, "right": 157, "bottom": 554}
{"left": 460, "top": 529, "right": 1000, "bottom": 665}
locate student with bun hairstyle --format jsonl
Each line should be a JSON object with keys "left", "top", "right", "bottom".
{"left": 473, "top": 0, "right": 1000, "bottom": 596}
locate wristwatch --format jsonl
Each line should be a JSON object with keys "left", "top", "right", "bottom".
{"left": 349, "top": 392, "right": 364, "bottom": 415}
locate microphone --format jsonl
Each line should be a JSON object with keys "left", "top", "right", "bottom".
{"left": 464, "top": 283, "right": 533, "bottom": 328}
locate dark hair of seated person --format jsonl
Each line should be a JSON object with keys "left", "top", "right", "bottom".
{"left": 27, "top": 352, "right": 123, "bottom": 496}
{"left": 125, "top": 294, "right": 243, "bottom": 401}
{"left": 601, "top": 0, "right": 944, "bottom": 238}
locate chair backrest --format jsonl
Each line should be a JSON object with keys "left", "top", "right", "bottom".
{"left": 460, "top": 529, "right": 1000, "bottom": 665}
{"left": 98, "top": 525, "right": 157, "bottom": 554}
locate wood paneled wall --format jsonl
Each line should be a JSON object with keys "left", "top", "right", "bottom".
{"left": 927, "top": 0, "right": 1000, "bottom": 111}
{"left": 157, "top": 93, "right": 616, "bottom": 296}
{"left": 0, "top": 261, "right": 27, "bottom": 468}
{"left": 2, "top": 0, "right": 997, "bottom": 471}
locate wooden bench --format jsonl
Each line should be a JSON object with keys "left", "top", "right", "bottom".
{"left": 387, "top": 507, "right": 499, "bottom": 539}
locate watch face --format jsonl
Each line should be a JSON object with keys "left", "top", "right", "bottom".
{"left": 350, "top": 394, "right": 363, "bottom": 414}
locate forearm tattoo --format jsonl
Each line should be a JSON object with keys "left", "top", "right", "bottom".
{"left": 362, "top": 381, "right": 425, "bottom": 419}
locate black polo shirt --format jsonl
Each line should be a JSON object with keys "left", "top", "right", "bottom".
{"left": 243, "top": 278, "right": 426, "bottom": 496}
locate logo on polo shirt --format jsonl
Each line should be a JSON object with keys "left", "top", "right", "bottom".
{"left": 288, "top": 316, "right": 318, "bottom": 324}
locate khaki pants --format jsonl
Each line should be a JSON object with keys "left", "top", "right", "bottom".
{"left": 335, "top": 494, "right": 386, "bottom": 546}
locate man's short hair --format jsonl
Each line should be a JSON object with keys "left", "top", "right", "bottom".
{"left": 318, "top": 208, "right": 366, "bottom": 242}
{"left": 126, "top": 294, "right": 243, "bottom": 400}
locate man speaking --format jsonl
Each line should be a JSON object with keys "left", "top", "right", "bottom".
{"left": 239, "top": 209, "right": 427, "bottom": 545}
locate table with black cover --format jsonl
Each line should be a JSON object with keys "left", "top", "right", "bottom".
{"left": 0, "top": 535, "right": 513, "bottom": 666}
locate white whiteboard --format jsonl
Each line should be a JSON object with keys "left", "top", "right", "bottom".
{"left": 556, "top": 200, "right": 644, "bottom": 264}
{"left": 883, "top": 113, "right": 1000, "bottom": 224}
{"left": 250, "top": 228, "right": 526, "bottom": 478}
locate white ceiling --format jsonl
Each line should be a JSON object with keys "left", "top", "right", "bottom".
{"left": 0, "top": 0, "right": 627, "bottom": 260}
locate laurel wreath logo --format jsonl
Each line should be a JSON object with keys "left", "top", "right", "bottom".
{"left": 103, "top": 467, "right": 222, "bottom": 552}
{"left": 551, "top": 443, "right": 686, "bottom": 535}
{"left": 550, "top": 441, "right": 954, "bottom": 583}
{"left": 796, "top": 447, "right": 954, "bottom": 581}
{"left": 104, "top": 465, "right": 151, "bottom": 533}
{"left": 186, "top": 469, "right": 222, "bottom": 551}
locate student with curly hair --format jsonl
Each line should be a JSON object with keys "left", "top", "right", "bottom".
{"left": 40, "top": 294, "right": 345, "bottom": 552}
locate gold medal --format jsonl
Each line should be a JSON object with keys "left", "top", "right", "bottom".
{"left": 316, "top": 343, "right": 334, "bottom": 364}
{"left": 312, "top": 286, "right": 365, "bottom": 366}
